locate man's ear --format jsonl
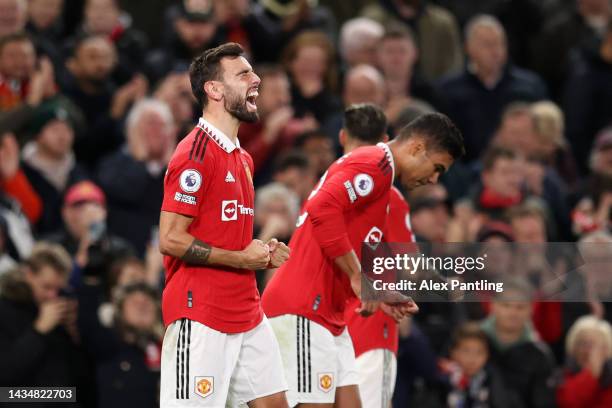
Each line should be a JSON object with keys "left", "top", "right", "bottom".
{"left": 339, "top": 129, "right": 347, "bottom": 147}
{"left": 382, "top": 133, "right": 390, "bottom": 143}
{"left": 405, "top": 138, "right": 425, "bottom": 155}
{"left": 204, "top": 81, "right": 223, "bottom": 102}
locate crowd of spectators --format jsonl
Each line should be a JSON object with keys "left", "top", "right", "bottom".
{"left": 0, "top": 0, "right": 612, "bottom": 407}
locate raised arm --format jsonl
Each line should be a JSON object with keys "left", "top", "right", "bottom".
{"left": 159, "top": 211, "right": 270, "bottom": 270}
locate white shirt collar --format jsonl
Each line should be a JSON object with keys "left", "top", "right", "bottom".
{"left": 197, "top": 117, "right": 241, "bottom": 153}
{"left": 377, "top": 142, "right": 395, "bottom": 184}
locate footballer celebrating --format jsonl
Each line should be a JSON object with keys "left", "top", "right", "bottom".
{"left": 159, "top": 43, "right": 290, "bottom": 407}
{"left": 262, "top": 108, "right": 464, "bottom": 407}
{"left": 339, "top": 104, "right": 418, "bottom": 408}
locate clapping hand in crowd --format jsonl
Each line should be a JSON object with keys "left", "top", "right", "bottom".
{"left": 111, "top": 74, "right": 148, "bottom": 119}
{"left": 0, "top": 133, "right": 19, "bottom": 181}
{"left": 26, "top": 57, "right": 56, "bottom": 107}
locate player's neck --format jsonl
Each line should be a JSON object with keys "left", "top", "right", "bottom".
{"left": 201, "top": 107, "right": 241, "bottom": 143}
{"left": 387, "top": 139, "right": 400, "bottom": 181}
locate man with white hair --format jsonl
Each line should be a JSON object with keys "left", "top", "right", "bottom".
{"left": 438, "top": 14, "right": 547, "bottom": 162}
{"left": 97, "top": 98, "right": 177, "bottom": 255}
{"left": 340, "top": 17, "right": 384, "bottom": 68}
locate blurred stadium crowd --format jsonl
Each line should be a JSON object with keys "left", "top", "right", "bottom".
{"left": 0, "top": 0, "right": 612, "bottom": 407}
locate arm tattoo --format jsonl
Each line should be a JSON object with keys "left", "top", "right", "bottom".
{"left": 181, "top": 239, "right": 212, "bottom": 265}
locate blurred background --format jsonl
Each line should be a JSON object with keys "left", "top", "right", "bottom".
{"left": 0, "top": 0, "right": 612, "bottom": 407}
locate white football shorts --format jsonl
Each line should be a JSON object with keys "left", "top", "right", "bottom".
{"left": 160, "top": 316, "right": 287, "bottom": 407}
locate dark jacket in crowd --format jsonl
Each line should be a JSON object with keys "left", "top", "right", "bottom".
{"left": 482, "top": 317, "right": 557, "bottom": 408}
{"left": 290, "top": 81, "right": 342, "bottom": 126}
{"left": 46, "top": 228, "right": 134, "bottom": 282}
{"left": 21, "top": 162, "right": 87, "bottom": 236}
{"left": 413, "top": 363, "right": 525, "bottom": 408}
{"left": 246, "top": 2, "right": 337, "bottom": 63}
{"left": 564, "top": 38, "right": 612, "bottom": 174}
{"left": 96, "top": 150, "right": 165, "bottom": 256}
{"left": 57, "top": 71, "right": 122, "bottom": 169}
{"left": 0, "top": 271, "right": 89, "bottom": 407}
{"left": 77, "top": 288, "right": 160, "bottom": 408}
{"left": 438, "top": 65, "right": 547, "bottom": 162}
{"left": 532, "top": 7, "right": 601, "bottom": 100}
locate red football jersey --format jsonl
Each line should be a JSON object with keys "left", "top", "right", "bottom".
{"left": 346, "top": 186, "right": 415, "bottom": 356}
{"left": 161, "top": 118, "right": 262, "bottom": 333}
{"left": 262, "top": 143, "right": 394, "bottom": 336}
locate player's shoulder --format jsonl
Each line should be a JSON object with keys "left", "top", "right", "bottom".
{"left": 342, "top": 143, "right": 393, "bottom": 177}
{"left": 348, "top": 144, "right": 386, "bottom": 161}
{"left": 170, "top": 126, "right": 216, "bottom": 168}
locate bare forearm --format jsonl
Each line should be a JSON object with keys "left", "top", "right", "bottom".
{"left": 182, "top": 239, "right": 245, "bottom": 268}
{"left": 160, "top": 231, "right": 243, "bottom": 269}
{"left": 334, "top": 250, "right": 361, "bottom": 281}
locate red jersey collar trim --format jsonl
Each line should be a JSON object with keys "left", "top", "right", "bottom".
{"left": 377, "top": 142, "right": 395, "bottom": 183}
{"left": 197, "top": 118, "right": 241, "bottom": 153}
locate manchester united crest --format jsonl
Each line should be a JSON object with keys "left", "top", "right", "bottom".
{"left": 318, "top": 373, "right": 333, "bottom": 393}
{"left": 194, "top": 376, "right": 214, "bottom": 399}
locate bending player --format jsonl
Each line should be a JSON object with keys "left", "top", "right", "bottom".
{"left": 158, "top": 43, "right": 290, "bottom": 407}
{"left": 340, "top": 104, "right": 417, "bottom": 408}
{"left": 262, "top": 104, "right": 464, "bottom": 407}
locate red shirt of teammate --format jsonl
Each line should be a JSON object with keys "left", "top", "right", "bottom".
{"left": 345, "top": 187, "right": 416, "bottom": 357}
{"left": 262, "top": 143, "right": 395, "bottom": 335}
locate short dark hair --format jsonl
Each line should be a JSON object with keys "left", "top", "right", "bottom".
{"left": 449, "top": 322, "right": 489, "bottom": 351}
{"left": 482, "top": 145, "right": 516, "bottom": 171}
{"left": 189, "top": 42, "right": 245, "bottom": 108}
{"left": 343, "top": 103, "right": 387, "bottom": 144}
{"left": 0, "top": 32, "right": 33, "bottom": 55}
{"left": 273, "top": 151, "right": 310, "bottom": 174}
{"left": 254, "top": 64, "right": 286, "bottom": 81}
{"left": 396, "top": 112, "right": 465, "bottom": 160}
{"left": 381, "top": 24, "right": 416, "bottom": 45}
{"left": 294, "top": 129, "right": 331, "bottom": 148}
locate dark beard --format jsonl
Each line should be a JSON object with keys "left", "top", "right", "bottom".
{"left": 224, "top": 90, "right": 259, "bottom": 123}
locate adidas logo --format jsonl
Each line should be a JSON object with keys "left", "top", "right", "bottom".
{"left": 225, "top": 171, "right": 235, "bottom": 183}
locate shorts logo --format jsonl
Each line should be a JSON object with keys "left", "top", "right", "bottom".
{"left": 221, "top": 200, "right": 237, "bottom": 221}
{"left": 194, "top": 376, "right": 213, "bottom": 399}
{"left": 364, "top": 226, "right": 383, "bottom": 250}
{"left": 353, "top": 173, "right": 374, "bottom": 197}
{"left": 318, "top": 373, "right": 333, "bottom": 393}
{"left": 180, "top": 169, "right": 202, "bottom": 193}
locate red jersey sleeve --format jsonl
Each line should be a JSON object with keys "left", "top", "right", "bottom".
{"left": 306, "top": 158, "right": 391, "bottom": 259}
{"left": 161, "top": 149, "right": 214, "bottom": 218}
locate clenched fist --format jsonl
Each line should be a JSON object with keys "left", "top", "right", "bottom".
{"left": 239, "top": 239, "right": 271, "bottom": 270}
{"left": 266, "top": 238, "right": 290, "bottom": 268}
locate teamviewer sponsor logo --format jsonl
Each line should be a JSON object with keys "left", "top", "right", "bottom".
{"left": 221, "top": 200, "right": 254, "bottom": 221}
{"left": 221, "top": 200, "right": 238, "bottom": 221}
